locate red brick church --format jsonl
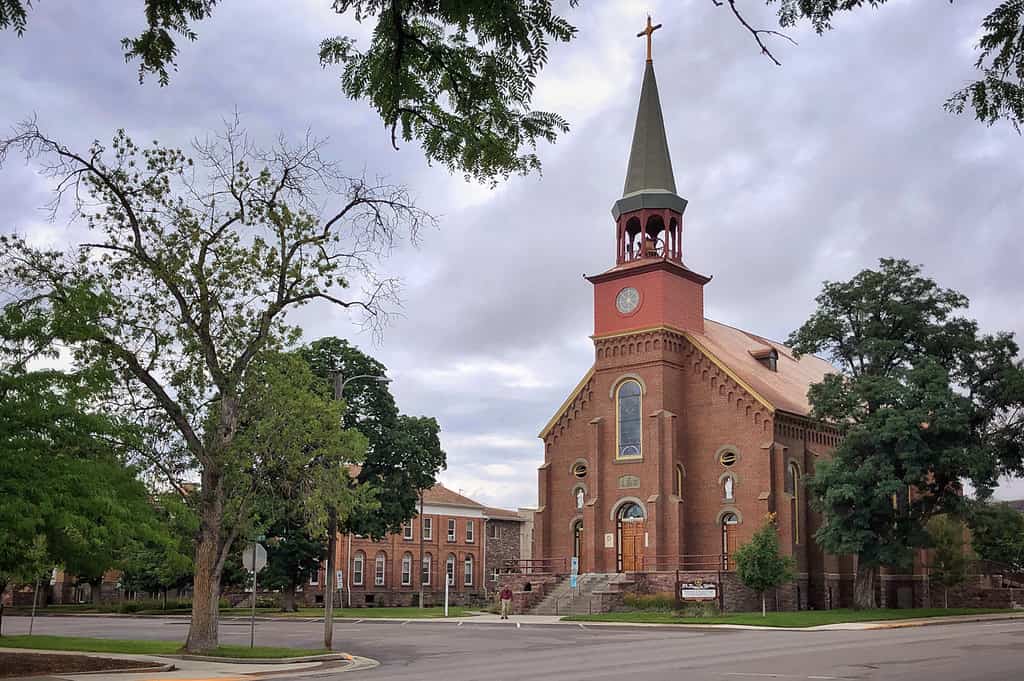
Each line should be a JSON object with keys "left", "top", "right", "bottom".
{"left": 530, "top": 26, "right": 855, "bottom": 610}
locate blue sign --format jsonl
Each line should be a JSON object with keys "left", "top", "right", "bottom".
{"left": 570, "top": 557, "right": 579, "bottom": 588}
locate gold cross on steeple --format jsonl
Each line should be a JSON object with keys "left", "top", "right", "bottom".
{"left": 637, "top": 15, "right": 663, "bottom": 62}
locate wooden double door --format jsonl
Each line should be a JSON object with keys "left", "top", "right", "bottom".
{"left": 619, "top": 520, "right": 645, "bottom": 572}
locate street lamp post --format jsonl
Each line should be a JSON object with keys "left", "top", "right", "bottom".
{"left": 323, "top": 372, "right": 391, "bottom": 651}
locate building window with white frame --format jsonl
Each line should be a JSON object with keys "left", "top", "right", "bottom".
{"left": 423, "top": 517, "right": 433, "bottom": 540}
{"left": 401, "top": 553, "right": 412, "bottom": 586}
{"left": 490, "top": 568, "right": 499, "bottom": 582}
{"left": 309, "top": 561, "right": 320, "bottom": 586}
{"left": 447, "top": 518, "right": 456, "bottom": 542}
{"left": 464, "top": 554, "right": 473, "bottom": 586}
{"left": 375, "top": 552, "right": 386, "bottom": 586}
{"left": 353, "top": 551, "right": 365, "bottom": 586}
{"left": 421, "top": 553, "right": 432, "bottom": 586}
{"left": 402, "top": 522, "right": 413, "bottom": 540}
{"left": 446, "top": 554, "right": 456, "bottom": 586}
{"left": 466, "top": 520, "right": 474, "bottom": 543}
{"left": 489, "top": 523, "right": 500, "bottom": 539}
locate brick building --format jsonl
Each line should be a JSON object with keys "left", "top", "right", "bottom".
{"left": 307, "top": 483, "right": 525, "bottom": 607}
{"left": 530, "top": 42, "right": 861, "bottom": 611}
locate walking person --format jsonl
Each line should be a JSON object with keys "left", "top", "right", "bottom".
{"left": 499, "top": 585, "right": 513, "bottom": 620}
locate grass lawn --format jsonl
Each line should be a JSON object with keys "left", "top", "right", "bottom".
{"left": 565, "top": 608, "right": 1016, "bottom": 628}
{"left": 0, "top": 635, "right": 328, "bottom": 658}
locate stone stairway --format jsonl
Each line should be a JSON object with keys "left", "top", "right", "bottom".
{"left": 528, "top": 573, "right": 630, "bottom": 616}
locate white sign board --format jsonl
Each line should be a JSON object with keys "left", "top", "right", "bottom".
{"left": 679, "top": 582, "right": 718, "bottom": 601}
{"left": 336, "top": 570, "right": 344, "bottom": 588}
{"left": 242, "top": 543, "right": 267, "bottom": 573}
{"left": 604, "top": 533, "right": 615, "bottom": 548}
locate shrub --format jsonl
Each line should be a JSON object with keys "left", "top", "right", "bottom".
{"left": 677, "top": 601, "right": 720, "bottom": 618}
{"left": 624, "top": 592, "right": 676, "bottom": 611}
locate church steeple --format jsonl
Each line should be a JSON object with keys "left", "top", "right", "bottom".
{"left": 612, "top": 17, "right": 688, "bottom": 264}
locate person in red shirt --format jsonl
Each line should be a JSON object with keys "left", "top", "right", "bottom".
{"left": 499, "top": 586, "right": 513, "bottom": 620}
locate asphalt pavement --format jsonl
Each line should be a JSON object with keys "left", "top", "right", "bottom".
{"left": 2, "top": 614, "right": 1022, "bottom": 680}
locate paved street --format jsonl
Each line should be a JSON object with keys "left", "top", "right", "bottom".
{"left": 3, "top": 615, "right": 1023, "bottom": 680}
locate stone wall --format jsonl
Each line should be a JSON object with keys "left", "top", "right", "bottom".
{"left": 485, "top": 519, "right": 522, "bottom": 592}
{"left": 637, "top": 570, "right": 808, "bottom": 613}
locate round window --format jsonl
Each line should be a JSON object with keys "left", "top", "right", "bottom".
{"left": 572, "top": 462, "right": 588, "bottom": 479}
{"left": 719, "top": 450, "right": 737, "bottom": 467}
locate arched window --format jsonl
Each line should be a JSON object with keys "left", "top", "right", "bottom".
{"left": 375, "top": 552, "right": 386, "bottom": 586}
{"left": 353, "top": 551, "right": 365, "bottom": 586}
{"left": 617, "top": 502, "right": 645, "bottom": 522}
{"left": 401, "top": 552, "right": 412, "bottom": 586}
{"left": 723, "top": 475, "right": 735, "bottom": 501}
{"left": 721, "top": 512, "right": 739, "bottom": 568}
{"left": 787, "top": 462, "right": 800, "bottom": 545}
{"left": 674, "top": 464, "right": 685, "bottom": 497}
{"left": 421, "top": 553, "right": 432, "bottom": 586}
{"left": 617, "top": 380, "right": 642, "bottom": 458}
{"left": 464, "top": 554, "right": 473, "bottom": 586}
{"left": 446, "top": 554, "right": 456, "bottom": 587}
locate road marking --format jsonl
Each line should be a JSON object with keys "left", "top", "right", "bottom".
{"left": 355, "top": 619, "right": 363, "bottom": 624}
{"left": 401, "top": 620, "right": 411, "bottom": 626}
{"left": 457, "top": 621, "right": 464, "bottom": 627}
{"left": 516, "top": 621, "right": 521, "bottom": 629}
{"left": 578, "top": 623, "right": 587, "bottom": 630}
{"left": 808, "top": 677, "right": 838, "bottom": 679}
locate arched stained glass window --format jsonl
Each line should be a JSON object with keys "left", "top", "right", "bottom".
{"left": 617, "top": 380, "right": 642, "bottom": 458}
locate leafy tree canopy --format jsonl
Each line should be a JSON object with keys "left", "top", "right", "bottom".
{"left": 0, "top": 362, "right": 159, "bottom": 585}
{"left": 791, "top": 258, "right": 1024, "bottom": 607}
{"left": 968, "top": 501, "right": 1024, "bottom": 571}
{"left": 297, "top": 337, "right": 446, "bottom": 539}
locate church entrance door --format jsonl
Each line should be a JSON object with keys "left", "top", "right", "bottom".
{"left": 616, "top": 502, "right": 646, "bottom": 572}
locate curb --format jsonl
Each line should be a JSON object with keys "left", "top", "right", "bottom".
{"left": 174, "top": 652, "right": 354, "bottom": 664}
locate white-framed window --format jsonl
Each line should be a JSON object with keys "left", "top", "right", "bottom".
{"left": 446, "top": 554, "right": 456, "bottom": 586}
{"left": 447, "top": 518, "right": 456, "bottom": 542}
{"left": 375, "top": 553, "right": 386, "bottom": 586}
{"left": 401, "top": 553, "right": 412, "bottom": 586}
{"left": 489, "top": 523, "right": 500, "bottom": 539}
{"left": 402, "top": 522, "right": 413, "bottom": 540}
{"left": 309, "top": 561, "right": 320, "bottom": 585}
{"left": 490, "top": 568, "right": 499, "bottom": 582}
{"left": 422, "top": 554, "right": 432, "bottom": 586}
{"left": 423, "top": 517, "right": 433, "bottom": 540}
{"left": 353, "top": 551, "right": 365, "bottom": 586}
{"left": 464, "top": 555, "right": 473, "bottom": 586}
{"left": 466, "top": 520, "right": 474, "bottom": 543}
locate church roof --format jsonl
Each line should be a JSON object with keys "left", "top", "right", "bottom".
{"left": 613, "top": 60, "right": 688, "bottom": 218}
{"left": 538, "top": 319, "right": 836, "bottom": 439}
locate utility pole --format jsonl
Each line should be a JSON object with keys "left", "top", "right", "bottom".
{"left": 323, "top": 371, "right": 343, "bottom": 650}
{"left": 324, "top": 370, "right": 391, "bottom": 649}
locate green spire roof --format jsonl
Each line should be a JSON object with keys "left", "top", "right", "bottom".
{"left": 613, "top": 60, "right": 687, "bottom": 219}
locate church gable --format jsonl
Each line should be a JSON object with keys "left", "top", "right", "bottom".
{"left": 538, "top": 368, "right": 595, "bottom": 444}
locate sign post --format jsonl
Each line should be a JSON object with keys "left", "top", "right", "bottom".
{"left": 243, "top": 541, "right": 267, "bottom": 649}
{"left": 569, "top": 556, "right": 579, "bottom": 590}
{"left": 444, "top": 576, "right": 449, "bottom": 617}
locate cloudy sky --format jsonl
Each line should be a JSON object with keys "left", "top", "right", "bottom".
{"left": 3, "top": 1, "right": 1022, "bottom": 509}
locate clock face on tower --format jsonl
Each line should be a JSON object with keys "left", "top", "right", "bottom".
{"left": 615, "top": 286, "right": 640, "bottom": 314}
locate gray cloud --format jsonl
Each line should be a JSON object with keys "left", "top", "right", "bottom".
{"left": 2, "top": 1, "right": 1022, "bottom": 508}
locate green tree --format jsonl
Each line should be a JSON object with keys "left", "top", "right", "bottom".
{"left": 0, "top": 361, "right": 158, "bottom": 603}
{"left": 790, "top": 258, "right": 1024, "bottom": 608}
{"left": 714, "top": 1, "right": 1024, "bottom": 130}
{"left": 968, "top": 502, "right": 1024, "bottom": 571}
{"left": 926, "top": 514, "right": 972, "bottom": 608}
{"left": 119, "top": 493, "right": 196, "bottom": 605}
{"left": 733, "top": 514, "right": 795, "bottom": 616}
{"left": 298, "top": 337, "right": 446, "bottom": 539}
{"left": 1, "top": 0, "right": 577, "bottom": 182}
{"left": 262, "top": 517, "right": 327, "bottom": 612}
{"left": 0, "top": 120, "right": 424, "bottom": 652}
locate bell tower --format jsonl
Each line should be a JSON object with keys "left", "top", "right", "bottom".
{"left": 588, "top": 18, "right": 710, "bottom": 338}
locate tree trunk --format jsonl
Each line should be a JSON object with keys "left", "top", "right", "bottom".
{"left": 282, "top": 583, "right": 297, "bottom": 612}
{"left": 185, "top": 476, "right": 225, "bottom": 653}
{"left": 853, "top": 560, "right": 877, "bottom": 610}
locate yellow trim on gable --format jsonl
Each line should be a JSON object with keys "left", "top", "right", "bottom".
{"left": 538, "top": 367, "right": 596, "bottom": 439}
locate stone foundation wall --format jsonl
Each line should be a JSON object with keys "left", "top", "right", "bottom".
{"left": 635, "top": 571, "right": 817, "bottom": 613}
{"left": 496, "top": 574, "right": 562, "bottom": 614}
